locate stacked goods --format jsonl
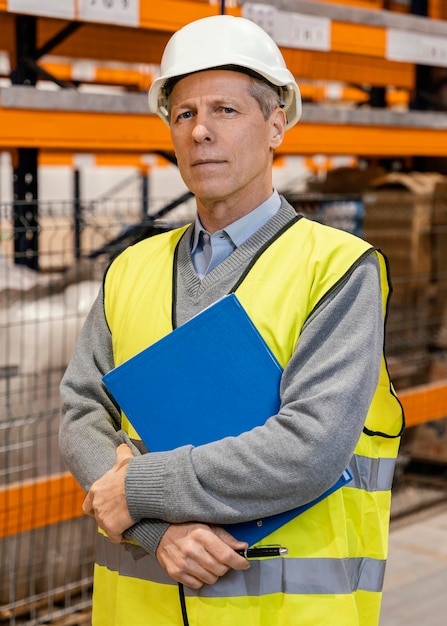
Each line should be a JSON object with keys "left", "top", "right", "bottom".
{"left": 363, "top": 172, "right": 447, "bottom": 388}
{"left": 430, "top": 181, "right": 447, "bottom": 354}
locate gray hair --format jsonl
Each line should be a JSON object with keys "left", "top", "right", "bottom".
{"left": 247, "top": 75, "right": 282, "bottom": 120}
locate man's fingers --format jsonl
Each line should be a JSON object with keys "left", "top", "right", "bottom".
{"left": 116, "top": 443, "right": 134, "bottom": 465}
{"left": 178, "top": 574, "right": 205, "bottom": 590}
{"left": 82, "top": 443, "right": 132, "bottom": 518}
{"left": 82, "top": 493, "right": 93, "bottom": 516}
{"left": 156, "top": 523, "right": 250, "bottom": 590}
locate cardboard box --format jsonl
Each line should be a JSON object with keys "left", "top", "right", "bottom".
{"left": 364, "top": 173, "right": 445, "bottom": 289}
{"left": 363, "top": 173, "right": 447, "bottom": 386}
{"left": 410, "top": 417, "right": 447, "bottom": 465}
{"left": 431, "top": 182, "right": 447, "bottom": 349}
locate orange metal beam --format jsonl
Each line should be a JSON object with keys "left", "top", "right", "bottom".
{"left": 399, "top": 381, "right": 447, "bottom": 428}
{"left": 298, "top": 84, "right": 409, "bottom": 106}
{"left": 0, "top": 108, "right": 172, "bottom": 152}
{"left": 40, "top": 20, "right": 171, "bottom": 66}
{"left": 429, "top": 0, "right": 447, "bottom": 20}
{"left": 0, "top": 13, "right": 14, "bottom": 55}
{"left": 40, "top": 60, "right": 154, "bottom": 91}
{"left": 1, "top": 107, "right": 446, "bottom": 157}
{"left": 331, "top": 20, "right": 387, "bottom": 58}
{"left": 0, "top": 15, "right": 166, "bottom": 66}
{"left": 38, "top": 151, "right": 171, "bottom": 169}
{"left": 317, "top": 0, "right": 384, "bottom": 7}
{"left": 139, "top": 0, "right": 240, "bottom": 31}
{"left": 282, "top": 48, "right": 414, "bottom": 89}
{"left": 281, "top": 121, "right": 447, "bottom": 157}
{"left": 0, "top": 473, "right": 84, "bottom": 538}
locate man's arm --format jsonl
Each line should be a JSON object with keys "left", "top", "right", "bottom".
{"left": 59, "top": 288, "right": 124, "bottom": 489}
{"left": 119, "top": 254, "right": 384, "bottom": 526}
{"left": 59, "top": 287, "right": 171, "bottom": 554}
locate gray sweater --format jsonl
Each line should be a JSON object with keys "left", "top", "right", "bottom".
{"left": 59, "top": 200, "right": 384, "bottom": 555}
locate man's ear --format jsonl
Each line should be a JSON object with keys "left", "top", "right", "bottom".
{"left": 269, "top": 108, "right": 286, "bottom": 150}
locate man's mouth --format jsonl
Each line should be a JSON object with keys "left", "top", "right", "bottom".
{"left": 192, "top": 159, "right": 224, "bottom": 166}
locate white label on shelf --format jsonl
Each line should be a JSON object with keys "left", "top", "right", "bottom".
{"left": 0, "top": 51, "right": 10, "bottom": 75}
{"left": 387, "top": 29, "right": 447, "bottom": 68}
{"left": 243, "top": 3, "right": 330, "bottom": 52}
{"left": 7, "top": 0, "right": 75, "bottom": 19}
{"left": 326, "top": 82, "right": 343, "bottom": 100}
{"left": 243, "top": 3, "right": 276, "bottom": 38}
{"left": 73, "top": 154, "right": 95, "bottom": 169}
{"left": 78, "top": 0, "right": 139, "bottom": 28}
{"left": 71, "top": 61, "right": 96, "bottom": 82}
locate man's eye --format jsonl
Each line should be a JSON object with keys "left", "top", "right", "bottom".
{"left": 178, "top": 111, "right": 193, "bottom": 120}
{"left": 223, "top": 107, "right": 235, "bottom": 114}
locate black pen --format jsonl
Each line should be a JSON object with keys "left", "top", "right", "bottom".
{"left": 236, "top": 546, "right": 288, "bottom": 559}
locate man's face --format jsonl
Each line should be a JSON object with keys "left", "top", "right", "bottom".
{"left": 169, "top": 70, "right": 284, "bottom": 215}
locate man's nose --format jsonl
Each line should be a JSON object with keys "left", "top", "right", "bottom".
{"left": 191, "top": 115, "right": 213, "bottom": 143}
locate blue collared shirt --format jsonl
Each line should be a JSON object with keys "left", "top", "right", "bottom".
{"left": 191, "top": 190, "right": 281, "bottom": 278}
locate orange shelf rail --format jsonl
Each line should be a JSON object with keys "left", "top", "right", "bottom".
{"left": 0, "top": 472, "right": 85, "bottom": 539}
{"left": 1, "top": 105, "right": 446, "bottom": 157}
{"left": 399, "top": 381, "right": 447, "bottom": 428}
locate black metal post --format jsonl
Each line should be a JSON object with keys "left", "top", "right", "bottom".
{"left": 12, "top": 148, "right": 39, "bottom": 270}
{"left": 11, "top": 15, "right": 39, "bottom": 269}
{"left": 369, "top": 87, "right": 386, "bottom": 108}
{"left": 410, "top": 0, "right": 428, "bottom": 15}
{"left": 410, "top": 0, "right": 430, "bottom": 112}
{"left": 410, "top": 0, "right": 430, "bottom": 170}
{"left": 73, "top": 169, "right": 82, "bottom": 260}
{"left": 141, "top": 172, "right": 149, "bottom": 219}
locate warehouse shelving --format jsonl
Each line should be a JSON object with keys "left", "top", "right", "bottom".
{"left": 1, "top": 0, "right": 447, "bottom": 156}
{"left": 2, "top": 86, "right": 447, "bottom": 156}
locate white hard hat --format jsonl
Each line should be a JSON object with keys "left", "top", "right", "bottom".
{"left": 148, "top": 15, "right": 302, "bottom": 130}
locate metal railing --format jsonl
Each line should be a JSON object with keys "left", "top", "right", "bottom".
{"left": 1, "top": 186, "right": 447, "bottom": 623}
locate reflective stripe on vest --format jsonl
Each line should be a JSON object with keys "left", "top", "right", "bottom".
{"left": 349, "top": 455, "right": 396, "bottom": 491}
{"left": 96, "top": 532, "right": 386, "bottom": 595}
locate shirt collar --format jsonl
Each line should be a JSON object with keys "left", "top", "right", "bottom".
{"left": 192, "top": 190, "right": 281, "bottom": 252}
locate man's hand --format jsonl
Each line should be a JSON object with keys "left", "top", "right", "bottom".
{"left": 156, "top": 522, "right": 250, "bottom": 589}
{"left": 83, "top": 443, "right": 135, "bottom": 542}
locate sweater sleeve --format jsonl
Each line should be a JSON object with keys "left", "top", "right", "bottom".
{"left": 124, "top": 253, "right": 384, "bottom": 525}
{"left": 59, "top": 286, "right": 169, "bottom": 555}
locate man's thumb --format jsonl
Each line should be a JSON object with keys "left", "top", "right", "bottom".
{"left": 116, "top": 443, "right": 134, "bottom": 464}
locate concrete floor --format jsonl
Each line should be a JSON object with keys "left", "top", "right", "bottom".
{"left": 380, "top": 503, "right": 447, "bottom": 625}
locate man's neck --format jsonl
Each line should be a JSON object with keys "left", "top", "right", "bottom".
{"left": 196, "top": 188, "right": 273, "bottom": 234}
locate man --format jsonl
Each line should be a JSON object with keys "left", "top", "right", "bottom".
{"left": 60, "top": 14, "right": 404, "bottom": 626}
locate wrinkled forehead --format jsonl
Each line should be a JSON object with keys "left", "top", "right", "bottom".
{"left": 168, "top": 70, "right": 258, "bottom": 110}
{"left": 166, "top": 65, "right": 278, "bottom": 99}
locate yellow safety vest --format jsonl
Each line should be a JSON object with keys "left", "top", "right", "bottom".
{"left": 96, "top": 217, "right": 403, "bottom": 626}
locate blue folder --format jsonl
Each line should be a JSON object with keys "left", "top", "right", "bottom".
{"left": 103, "top": 293, "right": 351, "bottom": 545}
{"left": 223, "top": 468, "right": 352, "bottom": 543}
